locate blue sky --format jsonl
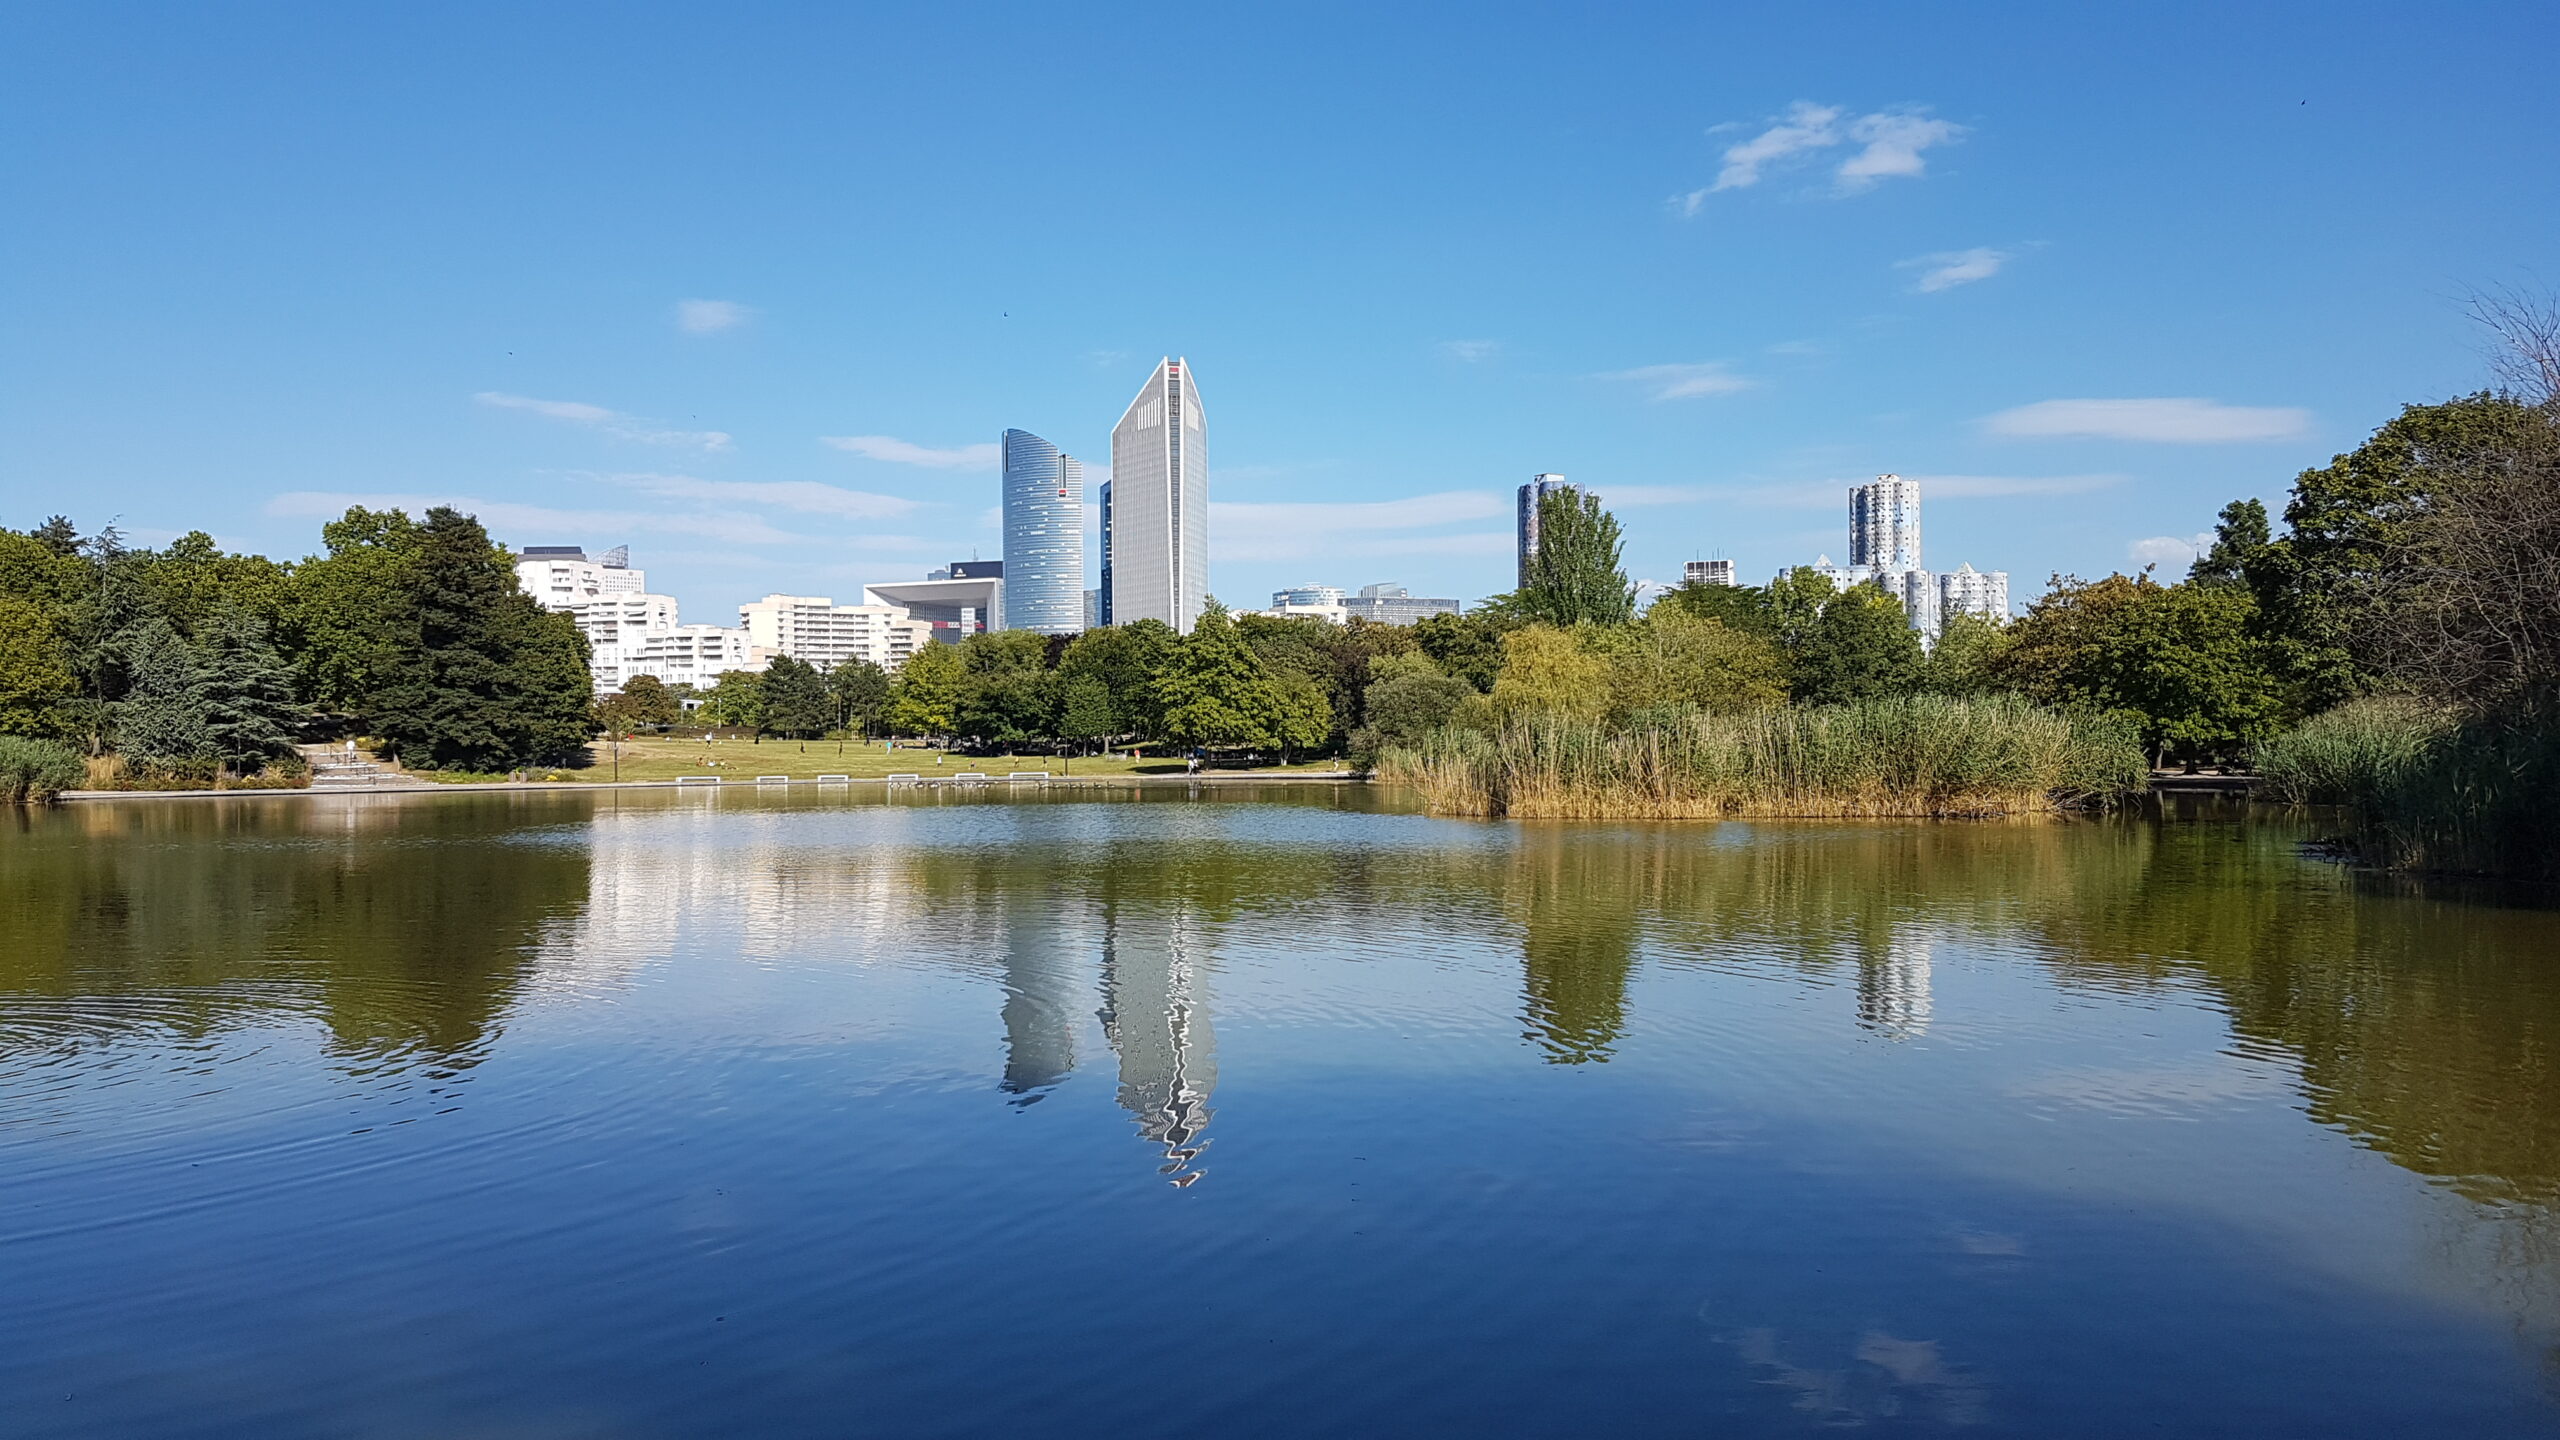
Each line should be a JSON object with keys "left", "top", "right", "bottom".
{"left": 4, "top": 3, "right": 2553, "bottom": 621}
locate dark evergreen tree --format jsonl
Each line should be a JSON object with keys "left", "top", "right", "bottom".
{"left": 195, "top": 606, "right": 307, "bottom": 772}
{"left": 366, "top": 507, "right": 593, "bottom": 770}
{"left": 759, "top": 655, "right": 833, "bottom": 739}
{"left": 116, "top": 617, "right": 209, "bottom": 766}
{"left": 1517, "top": 490, "right": 1636, "bottom": 627}
{"left": 824, "top": 660, "right": 890, "bottom": 736}
{"left": 2188, "top": 499, "right": 2269, "bottom": 587}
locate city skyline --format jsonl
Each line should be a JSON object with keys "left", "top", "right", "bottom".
{"left": 5, "top": 8, "right": 2549, "bottom": 624}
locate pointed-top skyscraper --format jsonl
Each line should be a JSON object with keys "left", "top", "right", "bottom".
{"left": 1107, "top": 358, "right": 1207, "bottom": 633}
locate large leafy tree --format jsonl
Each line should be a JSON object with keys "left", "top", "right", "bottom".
{"left": 697, "top": 670, "right": 765, "bottom": 730}
{"left": 1057, "top": 620, "right": 1178, "bottom": 740}
{"left": 1490, "top": 625, "right": 1611, "bottom": 721}
{"left": 1793, "top": 584, "right": 1923, "bottom": 705}
{"left": 1517, "top": 490, "right": 1636, "bottom": 627}
{"left": 1057, "top": 674, "right": 1118, "bottom": 752}
{"left": 0, "top": 595, "right": 78, "bottom": 738}
{"left": 1351, "top": 657, "right": 1476, "bottom": 763}
{"left": 283, "top": 507, "right": 423, "bottom": 715}
{"left": 1594, "top": 611, "right": 1788, "bottom": 718}
{"left": 1995, "top": 572, "right": 2284, "bottom": 766}
{"left": 2188, "top": 499, "right": 2269, "bottom": 588}
{"left": 885, "top": 642, "right": 967, "bottom": 738}
{"left": 1154, "top": 601, "right": 1279, "bottom": 749}
{"left": 1267, "top": 671, "right": 1334, "bottom": 763}
{"left": 1411, "top": 610, "right": 1510, "bottom": 693}
{"left": 600, "top": 674, "right": 683, "bottom": 732}
{"left": 363, "top": 507, "right": 592, "bottom": 770}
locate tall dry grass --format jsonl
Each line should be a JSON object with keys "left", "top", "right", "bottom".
{"left": 1376, "top": 694, "right": 2146, "bottom": 819}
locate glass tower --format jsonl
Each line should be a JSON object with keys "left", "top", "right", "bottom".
{"left": 1516, "top": 473, "right": 1577, "bottom": 588}
{"left": 1000, "top": 429, "right": 1085, "bottom": 634}
{"left": 1107, "top": 358, "right": 1207, "bottom": 633}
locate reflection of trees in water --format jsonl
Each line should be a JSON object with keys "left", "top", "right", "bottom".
{"left": 0, "top": 795, "right": 592, "bottom": 1073}
{"left": 1508, "top": 828, "right": 1640, "bottom": 1063}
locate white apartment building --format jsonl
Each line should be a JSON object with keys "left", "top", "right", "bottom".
{"left": 514, "top": 545, "right": 646, "bottom": 606}
{"left": 1937, "top": 563, "right": 2010, "bottom": 625}
{"left": 613, "top": 624, "right": 763, "bottom": 691}
{"left": 1849, "top": 474, "right": 1922, "bottom": 573}
{"left": 1684, "top": 559, "right": 1738, "bottom": 587}
{"left": 739, "top": 595, "right": 934, "bottom": 670}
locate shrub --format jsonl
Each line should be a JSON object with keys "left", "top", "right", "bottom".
{"left": 2261, "top": 698, "right": 2560, "bottom": 878}
{"left": 2255, "top": 697, "right": 2457, "bottom": 808}
{"left": 0, "top": 736, "right": 88, "bottom": 804}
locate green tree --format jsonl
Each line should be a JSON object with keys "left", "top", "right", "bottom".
{"left": 1268, "top": 670, "right": 1334, "bottom": 762}
{"left": 1490, "top": 625, "right": 1611, "bottom": 720}
{"left": 1154, "top": 601, "right": 1279, "bottom": 748}
{"left": 117, "top": 618, "right": 210, "bottom": 767}
{"left": 885, "top": 642, "right": 967, "bottom": 738}
{"left": 697, "top": 670, "right": 765, "bottom": 730}
{"left": 1518, "top": 490, "right": 1636, "bottom": 627}
{"left": 1794, "top": 584, "right": 1924, "bottom": 705}
{"left": 1058, "top": 674, "right": 1118, "bottom": 753}
{"left": 2189, "top": 499, "right": 2269, "bottom": 587}
{"left": 1922, "top": 610, "right": 2012, "bottom": 696}
{"left": 1649, "top": 578, "right": 1781, "bottom": 640}
{"left": 282, "top": 507, "right": 423, "bottom": 716}
{"left": 1057, "top": 621, "right": 1179, "bottom": 739}
{"left": 824, "top": 660, "right": 890, "bottom": 737}
{"left": 601, "top": 674, "right": 682, "bottom": 732}
{"left": 363, "top": 508, "right": 592, "bottom": 770}
{"left": 1994, "top": 572, "right": 2285, "bottom": 766}
{"left": 0, "top": 595, "right": 79, "bottom": 738}
{"left": 1412, "top": 610, "right": 1510, "bottom": 692}
{"left": 194, "top": 606, "right": 307, "bottom": 772}
{"left": 1594, "top": 611, "right": 1788, "bottom": 718}
{"left": 1351, "top": 663, "right": 1475, "bottom": 763}
{"left": 759, "top": 655, "right": 833, "bottom": 739}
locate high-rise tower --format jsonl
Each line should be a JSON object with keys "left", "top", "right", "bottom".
{"left": 1000, "top": 429, "right": 1086, "bottom": 634}
{"left": 1107, "top": 358, "right": 1208, "bottom": 633}
{"left": 1848, "top": 473, "right": 1922, "bottom": 573}
{"left": 1516, "top": 474, "right": 1578, "bottom": 588}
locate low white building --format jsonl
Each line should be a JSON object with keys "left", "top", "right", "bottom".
{"left": 613, "top": 624, "right": 764, "bottom": 691}
{"left": 740, "top": 595, "right": 934, "bottom": 669}
{"left": 1936, "top": 563, "right": 2010, "bottom": 626}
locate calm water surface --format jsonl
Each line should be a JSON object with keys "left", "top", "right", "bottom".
{"left": 4, "top": 786, "right": 2559, "bottom": 1437}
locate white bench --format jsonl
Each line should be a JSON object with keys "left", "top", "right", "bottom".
{"left": 816, "top": 774, "right": 852, "bottom": 784}
{"left": 754, "top": 775, "right": 790, "bottom": 785}
{"left": 951, "top": 772, "right": 990, "bottom": 783}
{"left": 1005, "top": 771, "right": 1052, "bottom": 782}
{"left": 675, "top": 776, "right": 722, "bottom": 786}
{"left": 885, "top": 773, "right": 923, "bottom": 785}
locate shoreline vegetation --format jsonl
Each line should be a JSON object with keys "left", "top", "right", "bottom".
{"left": 1378, "top": 695, "right": 2146, "bottom": 819}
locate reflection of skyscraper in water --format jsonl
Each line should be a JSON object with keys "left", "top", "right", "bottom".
{"left": 996, "top": 890, "right": 1085, "bottom": 1103}
{"left": 1097, "top": 905, "right": 1218, "bottom": 1184}
{"left": 1856, "top": 932, "right": 1934, "bottom": 1039}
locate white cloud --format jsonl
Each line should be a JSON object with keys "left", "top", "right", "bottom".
{"left": 1692, "top": 101, "right": 1843, "bottom": 206}
{"left": 602, "top": 473, "right": 921, "bottom": 520}
{"left": 1985, "top": 398, "right": 2313, "bottom": 443}
{"left": 1899, "top": 247, "right": 2010, "bottom": 293}
{"left": 1208, "top": 491, "right": 1509, "bottom": 563}
{"left": 2129, "top": 533, "right": 2214, "bottom": 568}
{"left": 263, "top": 491, "right": 794, "bottom": 547}
{"left": 820, "top": 435, "right": 1002, "bottom": 470}
{"left": 1599, "top": 362, "right": 1755, "bottom": 400}
{"left": 474, "top": 391, "right": 732, "bottom": 452}
{"left": 1681, "top": 102, "right": 1963, "bottom": 212}
{"left": 1439, "top": 339, "right": 1501, "bottom": 362}
{"left": 674, "top": 299, "right": 751, "bottom": 334}
{"left": 1837, "top": 111, "right": 1967, "bottom": 192}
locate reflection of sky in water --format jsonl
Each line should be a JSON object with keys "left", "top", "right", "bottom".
{"left": 3, "top": 789, "right": 2558, "bottom": 1437}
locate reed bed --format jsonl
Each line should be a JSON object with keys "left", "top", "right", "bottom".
{"left": 2257, "top": 697, "right": 2560, "bottom": 879}
{"left": 1377, "top": 694, "right": 2146, "bottom": 819}
{"left": 0, "top": 737, "right": 88, "bottom": 805}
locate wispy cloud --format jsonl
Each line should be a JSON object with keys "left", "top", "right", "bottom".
{"left": 820, "top": 435, "right": 1002, "bottom": 470}
{"left": 601, "top": 472, "right": 922, "bottom": 520}
{"left": 674, "top": 299, "right": 752, "bottom": 334}
{"left": 1985, "top": 398, "right": 2312, "bottom": 443}
{"left": 1208, "top": 491, "right": 1509, "bottom": 563}
{"left": 1837, "top": 110, "right": 1967, "bottom": 192}
{"left": 1899, "top": 247, "right": 2010, "bottom": 293}
{"left": 264, "top": 491, "right": 794, "bottom": 547}
{"left": 2129, "top": 533, "right": 2213, "bottom": 568}
{"left": 1766, "top": 339, "right": 1827, "bottom": 358}
{"left": 1439, "top": 339, "right": 1501, "bottom": 362}
{"left": 475, "top": 392, "right": 732, "bottom": 452}
{"left": 1681, "top": 101, "right": 1965, "bottom": 212}
{"left": 1599, "top": 362, "right": 1754, "bottom": 401}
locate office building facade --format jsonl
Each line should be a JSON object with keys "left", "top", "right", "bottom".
{"left": 739, "top": 594, "right": 935, "bottom": 668}
{"left": 1000, "top": 429, "right": 1086, "bottom": 634}
{"left": 1516, "top": 474, "right": 1577, "bottom": 588}
{"left": 1342, "top": 582, "right": 1461, "bottom": 625}
{"left": 1108, "top": 358, "right": 1208, "bottom": 633}
{"left": 1097, "top": 482, "right": 1113, "bottom": 626}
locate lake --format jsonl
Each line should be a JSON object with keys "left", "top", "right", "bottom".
{"left": 4, "top": 786, "right": 2558, "bottom": 1437}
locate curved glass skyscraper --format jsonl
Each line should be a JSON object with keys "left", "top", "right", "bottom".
{"left": 1000, "top": 428, "right": 1086, "bottom": 634}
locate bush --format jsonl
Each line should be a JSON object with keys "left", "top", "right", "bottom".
{"left": 1377, "top": 693, "right": 2145, "bottom": 819}
{"left": 2255, "top": 697, "right": 2457, "bottom": 808}
{"left": 0, "top": 736, "right": 88, "bottom": 804}
{"left": 2261, "top": 698, "right": 2560, "bottom": 878}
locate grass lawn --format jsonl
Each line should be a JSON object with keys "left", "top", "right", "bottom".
{"left": 554, "top": 735, "right": 1348, "bottom": 783}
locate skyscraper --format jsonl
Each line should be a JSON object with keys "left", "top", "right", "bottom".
{"left": 1000, "top": 429, "right": 1085, "bottom": 634}
{"left": 1107, "top": 358, "right": 1207, "bottom": 633}
{"left": 1097, "top": 481, "right": 1113, "bottom": 626}
{"left": 1516, "top": 473, "right": 1577, "bottom": 587}
{"left": 1848, "top": 473, "right": 1922, "bottom": 573}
